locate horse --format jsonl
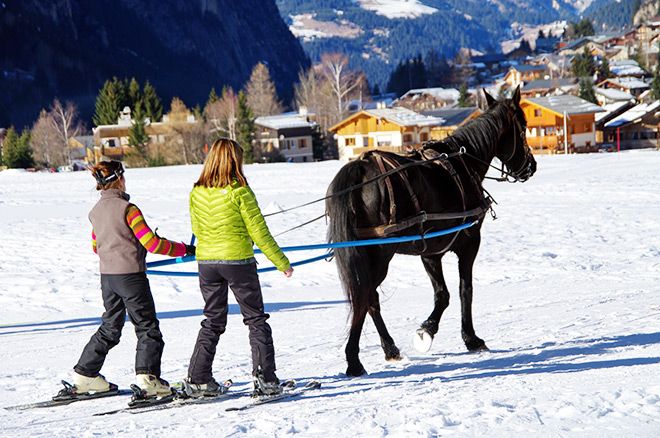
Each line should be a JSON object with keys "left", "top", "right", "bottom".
{"left": 325, "top": 87, "right": 537, "bottom": 376}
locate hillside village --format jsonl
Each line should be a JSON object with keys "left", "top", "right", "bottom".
{"left": 1, "top": 15, "right": 659, "bottom": 171}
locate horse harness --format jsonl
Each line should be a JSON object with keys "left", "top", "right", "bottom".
{"left": 356, "top": 145, "right": 493, "bottom": 242}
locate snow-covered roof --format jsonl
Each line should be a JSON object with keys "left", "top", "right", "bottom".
{"left": 595, "top": 102, "right": 633, "bottom": 123}
{"left": 600, "top": 77, "right": 650, "bottom": 90}
{"left": 523, "top": 78, "right": 577, "bottom": 91}
{"left": 400, "top": 87, "right": 460, "bottom": 101}
{"left": 610, "top": 64, "right": 646, "bottom": 77}
{"left": 524, "top": 95, "right": 604, "bottom": 115}
{"left": 594, "top": 87, "right": 635, "bottom": 102}
{"left": 364, "top": 107, "right": 445, "bottom": 127}
{"left": 254, "top": 113, "right": 315, "bottom": 130}
{"left": 605, "top": 101, "right": 660, "bottom": 128}
{"left": 421, "top": 107, "right": 480, "bottom": 127}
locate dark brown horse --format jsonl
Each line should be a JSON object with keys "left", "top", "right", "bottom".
{"left": 326, "top": 88, "right": 537, "bottom": 376}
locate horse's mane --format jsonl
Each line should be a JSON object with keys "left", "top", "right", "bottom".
{"left": 437, "top": 103, "right": 510, "bottom": 160}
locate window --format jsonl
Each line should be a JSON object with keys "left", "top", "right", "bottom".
{"left": 534, "top": 109, "right": 542, "bottom": 117}
{"left": 298, "top": 138, "right": 307, "bottom": 149}
{"left": 377, "top": 136, "right": 392, "bottom": 147}
{"left": 545, "top": 126, "right": 555, "bottom": 135}
{"left": 420, "top": 132, "right": 429, "bottom": 142}
{"left": 303, "top": 156, "right": 307, "bottom": 162}
{"left": 403, "top": 134, "right": 413, "bottom": 143}
{"left": 345, "top": 137, "right": 356, "bottom": 146}
{"left": 584, "top": 123, "right": 591, "bottom": 132}
{"left": 108, "top": 139, "right": 116, "bottom": 147}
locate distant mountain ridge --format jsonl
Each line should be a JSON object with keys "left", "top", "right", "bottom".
{"left": 0, "top": 0, "right": 309, "bottom": 128}
{"left": 276, "top": 0, "right": 648, "bottom": 88}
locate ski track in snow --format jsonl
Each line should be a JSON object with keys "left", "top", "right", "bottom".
{"left": 0, "top": 152, "right": 659, "bottom": 436}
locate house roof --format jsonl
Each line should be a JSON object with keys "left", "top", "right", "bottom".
{"left": 609, "top": 60, "right": 646, "bottom": 76}
{"left": 254, "top": 113, "right": 316, "bottom": 130}
{"left": 598, "top": 77, "right": 650, "bottom": 90}
{"left": 420, "top": 107, "right": 481, "bottom": 127}
{"left": 595, "top": 101, "right": 635, "bottom": 124}
{"left": 330, "top": 107, "right": 444, "bottom": 132}
{"left": 605, "top": 101, "right": 660, "bottom": 128}
{"left": 522, "top": 78, "right": 577, "bottom": 91}
{"left": 510, "top": 64, "right": 546, "bottom": 73}
{"left": 594, "top": 87, "right": 635, "bottom": 102}
{"left": 560, "top": 37, "right": 599, "bottom": 52}
{"left": 399, "top": 87, "right": 460, "bottom": 101}
{"left": 523, "top": 95, "right": 604, "bottom": 116}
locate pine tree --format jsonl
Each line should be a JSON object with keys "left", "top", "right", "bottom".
{"left": 236, "top": 91, "right": 255, "bottom": 164}
{"left": 458, "top": 83, "right": 470, "bottom": 107}
{"left": 3, "top": 127, "right": 34, "bottom": 169}
{"left": 142, "top": 81, "right": 163, "bottom": 123}
{"left": 128, "top": 101, "right": 149, "bottom": 161}
{"left": 578, "top": 78, "right": 597, "bottom": 104}
{"left": 572, "top": 47, "right": 596, "bottom": 78}
{"left": 597, "top": 57, "right": 611, "bottom": 82}
{"left": 128, "top": 77, "right": 141, "bottom": 109}
{"left": 207, "top": 87, "right": 219, "bottom": 106}
{"left": 93, "top": 77, "right": 126, "bottom": 126}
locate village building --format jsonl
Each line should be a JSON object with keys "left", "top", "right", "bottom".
{"left": 609, "top": 59, "right": 646, "bottom": 77}
{"left": 594, "top": 87, "right": 636, "bottom": 106}
{"left": 520, "top": 95, "right": 604, "bottom": 154}
{"left": 597, "top": 77, "right": 650, "bottom": 99}
{"left": 253, "top": 111, "right": 317, "bottom": 163}
{"left": 503, "top": 64, "right": 548, "bottom": 88}
{"left": 602, "top": 101, "right": 660, "bottom": 150}
{"left": 67, "top": 135, "right": 95, "bottom": 167}
{"left": 92, "top": 107, "right": 197, "bottom": 162}
{"left": 558, "top": 37, "right": 606, "bottom": 57}
{"left": 394, "top": 87, "right": 461, "bottom": 111}
{"left": 420, "top": 107, "right": 483, "bottom": 140}
{"left": 521, "top": 78, "right": 578, "bottom": 98}
{"left": 330, "top": 107, "right": 444, "bottom": 161}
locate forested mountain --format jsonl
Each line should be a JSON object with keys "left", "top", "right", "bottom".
{"left": 0, "top": 0, "right": 309, "bottom": 128}
{"left": 276, "top": 0, "right": 652, "bottom": 87}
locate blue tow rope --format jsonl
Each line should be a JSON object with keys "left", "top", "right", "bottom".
{"left": 145, "top": 221, "right": 477, "bottom": 277}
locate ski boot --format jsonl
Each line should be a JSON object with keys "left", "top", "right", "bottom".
{"left": 252, "top": 371, "right": 282, "bottom": 397}
{"left": 128, "top": 375, "right": 175, "bottom": 408}
{"left": 52, "top": 373, "right": 118, "bottom": 402}
{"left": 181, "top": 378, "right": 226, "bottom": 398}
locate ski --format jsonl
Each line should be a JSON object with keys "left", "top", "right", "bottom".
{"left": 4, "top": 380, "right": 131, "bottom": 411}
{"left": 93, "top": 379, "right": 234, "bottom": 416}
{"left": 225, "top": 380, "right": 321, "bottom": 412}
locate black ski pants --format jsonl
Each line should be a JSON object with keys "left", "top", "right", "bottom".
{"left": 188, "top": 263, "right": 276, "bottom": 384}
{"left": 74, "top": 272, "right": 164, "bottom": 377}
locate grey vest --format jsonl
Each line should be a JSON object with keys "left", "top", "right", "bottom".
{"left": 89, "top": 189, "right": 147, "bottom": 274}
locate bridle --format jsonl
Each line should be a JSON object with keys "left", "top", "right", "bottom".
{"left": 480, "top": 112, "right": 534, "bottom": 183}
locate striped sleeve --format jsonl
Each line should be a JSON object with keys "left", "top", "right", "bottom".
{"left": 92, "top": 229, "right": 97, "bottom": 254}
{"left": 125, "top": 204, "right": 187, "bottom": 257}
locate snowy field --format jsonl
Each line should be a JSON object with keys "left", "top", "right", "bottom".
{"left": 1, "top": 151, "right": 659, "bottom": 437}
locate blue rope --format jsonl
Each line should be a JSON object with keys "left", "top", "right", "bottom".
{"left": 145, "top": 221, "right": 476, "bottom": 276}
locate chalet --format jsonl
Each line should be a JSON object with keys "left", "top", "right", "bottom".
{"left": 394, "top": 87, "right": 460, "bottom": 111}
{"left": 521, "top": 78, "right": 578, "bottom": 98}
{"left": 558, "top": 37, "right": 605, "bottom": 57}
{"left": 609, "top": 59, "right": 646, "bottom": 78}
{"left": 602, "top": 101, "right": 660, "bottom": 150}
{"left": 68, "top": 135, "right": 95, "bottom": 166}
{"left": 421, "top": 107, "right": 483, "bottom": 140}
{"left": 597, "top": 77, "right": 650, "bottom": 98}
{"left": 503, "top": 65, "right": 547, "bottom": 88}
{"left": 330, "top": 107, "right": 443, "bottom": 161}
{"left": 521, "top": 95, "right": 604, "bottom": 154}
{"left": 253, "top": 111, "right": 316, "bottom": 162}
{"left": 595, "top": 101, "right": 636, "bottom": 143}
{"left": 92, "top": 107, "right": 197, "bottom": 162}
{"left": 594, "top": 87, "right": 635, "bottom": 106}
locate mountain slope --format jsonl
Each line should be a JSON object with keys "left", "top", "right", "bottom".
{"left": 0, "top": 0, "right": 309, "bottom": 128}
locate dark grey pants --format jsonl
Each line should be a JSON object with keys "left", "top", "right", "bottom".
{"left": 74, "top": 273, "right": 164, "bottom": 377}
{"left": 188, "top": 263, "right": 276, "bottom": 384}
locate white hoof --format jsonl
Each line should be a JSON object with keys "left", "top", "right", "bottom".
{"left": 413, "top": 328, "right": 433, "bottom": 353}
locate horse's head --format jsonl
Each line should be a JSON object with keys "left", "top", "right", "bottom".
{"left": 484, "top": 86, "right": 536, "bottom": 182}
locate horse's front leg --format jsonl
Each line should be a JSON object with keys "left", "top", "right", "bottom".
{"left": 457, "top": 241, "right": 488, "bottom": 352}
{"left": 368, "top": 291, "right": 401, "bottom": 361}
{"left": 414, "top": 254, "right": 449, "bottom": 352}
{"left": 345, "top": 307, "right": 368, "bottom": 376}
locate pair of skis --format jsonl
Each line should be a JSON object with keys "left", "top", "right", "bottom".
{"left": 4, "top": 379, "right": 321, "bottom": 414}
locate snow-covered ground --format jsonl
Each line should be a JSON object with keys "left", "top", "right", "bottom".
{"left": 1, "top": 151, "right": 659, "bottom": 437}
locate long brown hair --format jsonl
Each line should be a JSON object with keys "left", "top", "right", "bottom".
{"left": 195, "top": 138, "right": 248, "bottom": 188}
{"left": 91, "top": 161, "right": 124, "bottom": 191}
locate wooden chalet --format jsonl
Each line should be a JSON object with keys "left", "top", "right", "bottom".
{"left": 520, "top": 95, "right": 604, "bottom": 154}
{"left": 602, "top": 101, "right": 660, "bottom": 150}
{"left": 597, "top": 77, "right": 650, "bottom": 98}
{"left": 503, "top": 65, "right": 547, "bottom": 88}
{"left": 420, "top": 107, "right": 483, "bottom": 140}
{"left": 254, "top": 111, "right": 316, "bottom": 162}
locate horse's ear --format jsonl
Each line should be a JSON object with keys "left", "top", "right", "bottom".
{"left": 483, "top": 89, "right": 497, "bottom": 108}
{"left": 512, "top": 85, "right": 521, "bottom": 106}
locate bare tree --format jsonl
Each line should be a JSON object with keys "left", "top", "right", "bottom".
{"left": 320, "top": 53, "right": 364, "bottom": 126}
{"left": 294, "top": 67, "right": 336, "bottom": 131}
{"left": 49, "top": 99, "right": 83, "bottom": 165}
{"left": 204, "top": 86, "right": 238, "bottom": 140}
{"left": 167, "top": 97, "right": 208, "bottom": 164}
{"left": 31, "top": 110, "right": 63, "bottom": 167}
{"left": 245, "top": 63, "right": 283, "bottom": 117}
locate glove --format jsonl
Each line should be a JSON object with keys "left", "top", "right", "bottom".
{"left": 185, "top": 244, "right": 196, "bottom": 257}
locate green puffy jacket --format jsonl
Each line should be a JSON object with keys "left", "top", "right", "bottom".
{"left": 189, "top": 182, "right": 290, "bottom": 271}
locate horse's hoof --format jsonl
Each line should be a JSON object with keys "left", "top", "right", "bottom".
{"left": 384, "top": 345, "right": 401, "bottom": 361}
{"left": 345, "top": 363, "right": 367, "bottom": 377}
{"left": 413, "top": 328, "right": 434, "bottom": 353}
{"left": 466, "top": 340, "right": 488, "bottom": 352}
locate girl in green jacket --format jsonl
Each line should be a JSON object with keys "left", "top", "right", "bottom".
{"left": 185, "top": 138, "right": 293, "bottom": 397}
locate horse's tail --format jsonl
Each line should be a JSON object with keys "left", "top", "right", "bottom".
{"left": 326, "top": 158, "right": 373, "bottom": 331}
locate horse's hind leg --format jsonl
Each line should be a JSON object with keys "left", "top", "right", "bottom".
{"left": 345, "top": 307, "right": 368, "bottom": 377}
{"left": 415, "top": 254, "right": 450, "bottom": 352}
{"left": 369, "top": 291, "right": 401, "bottom": 361}
{"left": 457, "top": 240, "right": 488, "bottom": 352}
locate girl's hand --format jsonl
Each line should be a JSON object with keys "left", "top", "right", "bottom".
{"left": 283, "top": 267, "right": 294, "bottom": 278}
